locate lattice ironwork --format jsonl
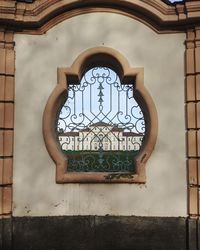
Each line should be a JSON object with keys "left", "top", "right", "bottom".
{"left": 57, "top": 67, "right": 146, "bottom": 172}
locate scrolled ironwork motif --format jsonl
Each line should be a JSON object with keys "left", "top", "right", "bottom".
{"left": 57, "top": 67, "right": 146, "bottom": 172}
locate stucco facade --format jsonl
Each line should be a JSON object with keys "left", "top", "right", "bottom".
{"left": 13, "top": 13, "right": 186, "bottom": 217}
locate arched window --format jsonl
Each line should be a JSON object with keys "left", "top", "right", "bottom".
{"left": 43, "top": 47, "right": 157, "bottom": 183}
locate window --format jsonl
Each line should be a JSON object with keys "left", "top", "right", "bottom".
{"left": 57, "top": 66, "right": 146, "bottom": 171}
{"left": 43, "top": 47, "right": 157, "bottom": 183}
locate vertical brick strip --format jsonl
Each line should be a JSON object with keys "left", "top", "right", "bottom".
{"left": 0, "top": 30, "right": 15, "bottom": 222}
{"left": 195, "top": 28, "right": 200, "bottom": 74}
{"left": 186, "top": 102, "right": 196, "bottom": 129}
{"left": 186, "top": 27, "right": 200, "bottom": 249}
{"left": 187, "top": 130, "right": 197, "bottom": 157}
{"left": 186, "top": 75, "right": 196, "bottom": 102}
{"left": 0, "top": 30, "right": 14, "bottom": 250}
{"left": 188, "top": 159, "right": 198, "bottom": 185}
{"left": 186, "top": 29, "right": 197, "bottom": 214}
{"left": 189, "top": 187, "right": 198, "bottom": 216}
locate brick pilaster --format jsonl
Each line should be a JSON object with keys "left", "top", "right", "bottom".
{"left": 0, "top": 30, "right": 15, "bottom": 220}
{"left": 186, "top": 27, "right": 200, "bottom": 250}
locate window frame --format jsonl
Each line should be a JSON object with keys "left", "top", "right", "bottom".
{"left": 43, "top": 47, "right": 158, "bottom": 183}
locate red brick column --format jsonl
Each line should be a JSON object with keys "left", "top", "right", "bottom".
{"left": 186, "top": 27, "right": 200, "bottom": 217}
{"left": 0, "top": 30, "right": 15, "bottom": 249}
{"left": 186, "top": 27, "right": 200, "bottom": 249}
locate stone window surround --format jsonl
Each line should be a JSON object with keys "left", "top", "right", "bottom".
{"left": 42, "top": 47, "right": 158, "bottom": 183}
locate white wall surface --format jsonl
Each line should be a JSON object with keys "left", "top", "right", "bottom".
{"left": 13, "top": 13, "right": 186, "bottom": 217}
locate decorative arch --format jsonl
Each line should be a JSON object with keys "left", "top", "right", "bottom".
{"left": 43, "top": 47, "right": 158, "bottom": 183}
{"left": 1, "top": 0, "right": 199, "bottom": 34}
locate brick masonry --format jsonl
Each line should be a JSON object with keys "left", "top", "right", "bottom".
{"left": 0, "top": 30, "right": 14, "bottom": 213}
{"left": 0, "top": 30, "right": 15, "bottom": 250}
{"left": 186, "top": 27, "right": 200, "bottom": 249}
{"left": 186, "top": 28, "right": 200, "bottom": 216}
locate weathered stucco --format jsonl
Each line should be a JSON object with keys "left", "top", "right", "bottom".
{"left": 13, "top": 13, "right": 186, "bottom": 216}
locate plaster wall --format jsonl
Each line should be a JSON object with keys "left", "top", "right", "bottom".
{"left": 13, "top": 13, "right": 186, "bottom": 216}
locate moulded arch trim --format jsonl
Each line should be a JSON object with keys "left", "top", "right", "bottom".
{"left": 11, "top": 0, "right": 184, "bottom": 34}
{"left": 43, "top": 47, "right": 158, "bottom": 183}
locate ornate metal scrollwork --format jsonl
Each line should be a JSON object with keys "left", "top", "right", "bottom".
{"left": 57, "top": 67, "right": 145, "bottom": 172}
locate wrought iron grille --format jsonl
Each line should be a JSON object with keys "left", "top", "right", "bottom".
{"left": 57, "top": 67, "right": 145, "bottom": 172}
